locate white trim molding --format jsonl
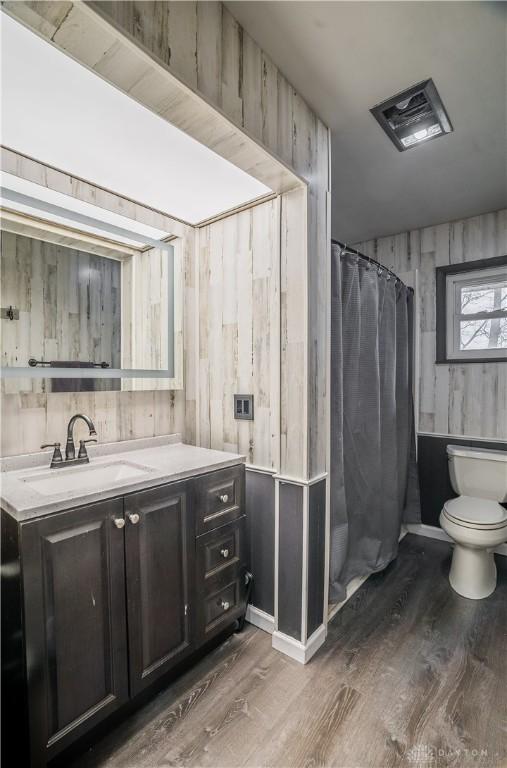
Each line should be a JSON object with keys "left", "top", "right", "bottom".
{"left": 272, "top": 472, "right": 328, "bottom": 486}
{"left": 272, "top": 624, "right": 326, "bottom": 665}
{"left": 274, "top": 478, "right": 280, "bottom": 632}
{"left": 301, "top": 483, "right": 309, "bottom": 642}
{"left": 245, "top": 605, "right": 275, "bottom": 634}
{"left": 407, "top": 523, "right": 507, "bottom": 556}
{"left": 245, "top": 465, "right": 277, "bottom": 476}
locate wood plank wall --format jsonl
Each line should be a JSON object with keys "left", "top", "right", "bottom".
{"left": 90, "top": 0, "right": 330, "bottom": 480}
{"left": 354, "top": 209, "right": 507, "bottom": 440}
{"left": 2, "top": 2, "right": 330, "bottom": 482}
{"left": 197, "top": 199, "right": 280, "bottom": 469}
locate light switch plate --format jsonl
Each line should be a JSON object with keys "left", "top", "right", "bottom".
{"left": 234, "top": 394, "right": 254, "bottom": 420}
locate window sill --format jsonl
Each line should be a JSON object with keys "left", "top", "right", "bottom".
{"left": 435, "top": 357, "right": 507, "bottom": 365}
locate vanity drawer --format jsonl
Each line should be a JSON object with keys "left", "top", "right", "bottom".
{"left": 194, "top": 464, "right": 244, "bottom": 535}
{"left": 198, "top": 570, "right": 247, "bottom": 641}
{"left": 197, "top": 517, "right": 246, "bottom": 583}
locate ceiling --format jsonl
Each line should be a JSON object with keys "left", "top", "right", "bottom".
{"left": 1, "top": 14, "right": 270, "bottom": 226}
{"left": 226, "top": 1, "right": 507, "bottom": 242}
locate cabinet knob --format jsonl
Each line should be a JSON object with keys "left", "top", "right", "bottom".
{"left": 221, "top": 600, "right": 230, "bottom": 611}
{"left": 220, "top": 548, "right": 230, "bottom": 558}
{"left": 113, "top": 518, "right": 125, "bottom": 529}
{"left": 128, "top": 513, "right": 140, "bottom": 525}
{"left": 219, "top": 493, "right": 229, "bottom": 503}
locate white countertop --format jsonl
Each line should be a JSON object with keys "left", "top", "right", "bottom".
{"left": 0, "top": 435, "right": 245, "bottom": 522}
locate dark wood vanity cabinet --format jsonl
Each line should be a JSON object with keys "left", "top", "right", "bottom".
{"left": 1, "top": 463, "right": 247, "bottom": 767}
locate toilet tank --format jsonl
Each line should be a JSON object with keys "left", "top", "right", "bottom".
{"left": 447, "top": 445, "right": 507, "bottom": 502}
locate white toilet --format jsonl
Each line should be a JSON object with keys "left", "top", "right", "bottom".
{"left": 439, "top": 445, "right": 507, "bottom": 599}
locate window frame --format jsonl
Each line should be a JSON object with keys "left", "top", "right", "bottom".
{"left": 435, "top": 255, "right": 507, "bottom": 364}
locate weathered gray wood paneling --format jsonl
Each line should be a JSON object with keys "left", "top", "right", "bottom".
{"left": 87, "top": 0, "right": 330, "bottom": 479}
{"left": 1, "top": 233, "right": 121, "bottom": 389}
{"left": 2, "top": 2, "right": 330, "bottom": 484}
{"left": 197, "top": 199, "right": 280, "bottom": 469}
{"left": 0, "top": 389, "right": 186, "bottom": 457}
{"left": 355, "top": 209, "right": 507, "bottom": 439}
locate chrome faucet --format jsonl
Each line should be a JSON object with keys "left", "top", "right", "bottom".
{"left": 41, "top": 413, "right": 97, "bottom": 469}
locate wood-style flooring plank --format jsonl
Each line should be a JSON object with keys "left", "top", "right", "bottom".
{"left": 63, "top": 536, "right": 507, "bottom": 768}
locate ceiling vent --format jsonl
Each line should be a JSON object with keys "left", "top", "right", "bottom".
{"left": 370, "top": 79, "right": 453, "bottom": 151}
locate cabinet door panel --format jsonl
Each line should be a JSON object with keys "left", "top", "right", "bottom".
{"left": 125, "top": 482, "right": 194, "bottom": 695}
{"left": 21, "top": 498, "right": 128, "bottom": 762}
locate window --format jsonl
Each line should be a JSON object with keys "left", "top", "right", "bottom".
{"left": 436, "top": 256, "right": 507, "bottom": 363}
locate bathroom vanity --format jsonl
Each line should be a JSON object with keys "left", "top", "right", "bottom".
{"left": 1, "top": 436, "right": 248, "bottom": 767}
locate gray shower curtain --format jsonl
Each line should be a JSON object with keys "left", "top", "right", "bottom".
{"left": 329, "top": 245, "right": 420, "bottom": 603}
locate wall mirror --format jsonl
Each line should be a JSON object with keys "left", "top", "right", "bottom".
{"left": 0, "top": 175, "right": 180, "bottom": 393}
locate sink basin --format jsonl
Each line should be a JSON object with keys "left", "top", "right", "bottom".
{"left": 21, "top": 460, "right": 155, "bottom": 496}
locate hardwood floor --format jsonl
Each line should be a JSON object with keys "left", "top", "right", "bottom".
{"left": 63, "top": 535, "right": 507, "bottom": 768}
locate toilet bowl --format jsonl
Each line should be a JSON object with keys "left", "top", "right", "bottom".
{"left": 440, "top": 445, "right": 507, "bottom": 600}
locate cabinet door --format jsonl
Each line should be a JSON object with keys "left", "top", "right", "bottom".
{"left": 21, "top": 498, "right": 128, "bottom": 763}
{"left": 125, "top": 481, "right": 194, "bottom": 695}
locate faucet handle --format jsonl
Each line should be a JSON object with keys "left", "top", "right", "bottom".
{"left": 41, "top": 443, "right": 63, "bottom": 465}
{"left": 78, "top": 438, "right": 97, "bottom": 459}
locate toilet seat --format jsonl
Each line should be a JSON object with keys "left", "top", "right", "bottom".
{"left": 443, "top": 495, "right": 507, "bottom": 530}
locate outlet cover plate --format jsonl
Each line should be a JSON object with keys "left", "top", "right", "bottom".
{"left": 234, "top": 394, "right": 254, "bottom": 420}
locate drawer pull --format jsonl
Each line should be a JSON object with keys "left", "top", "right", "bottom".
{"left": 113, "top": 518, "right": 125, "bottom": 529}
{"left": 221, "top": 600, "right": 230, "bottom": 611}
{"left": 220, "top": 548, "right": 230, "bottom": 558}
{"left": 128, "top": 513, "right": 140, "bottom": 525}
{"left": 219, "top": 493, "right": 229, "bottom": 503}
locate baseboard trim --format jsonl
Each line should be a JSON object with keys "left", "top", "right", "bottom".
{"left": 406, "top": 523, "right": 507, "bottom": 556}
{"left": 245, "top": 604, "right": 275, "bottom": 634}
{"left": 272, "top": 624, "right": 326, "bottom": 664}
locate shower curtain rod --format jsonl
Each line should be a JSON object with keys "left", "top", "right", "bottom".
{"left": 332, "top": 238, "right": 414, "bottom": 291}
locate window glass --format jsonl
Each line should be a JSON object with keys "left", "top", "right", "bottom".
{"left": 460, "top": 280, "right": 507, "bottom": 315}
{"left": 459, "top": 318, "right": 507, "bottom": 351}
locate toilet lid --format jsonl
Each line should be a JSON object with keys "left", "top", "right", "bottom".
{"left": 443, "top": 496, "right": 507, "bottom": 528}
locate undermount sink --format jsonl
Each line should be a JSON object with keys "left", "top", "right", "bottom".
{"left": 21, "top": 460, "right": 155, "bottom": 497}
